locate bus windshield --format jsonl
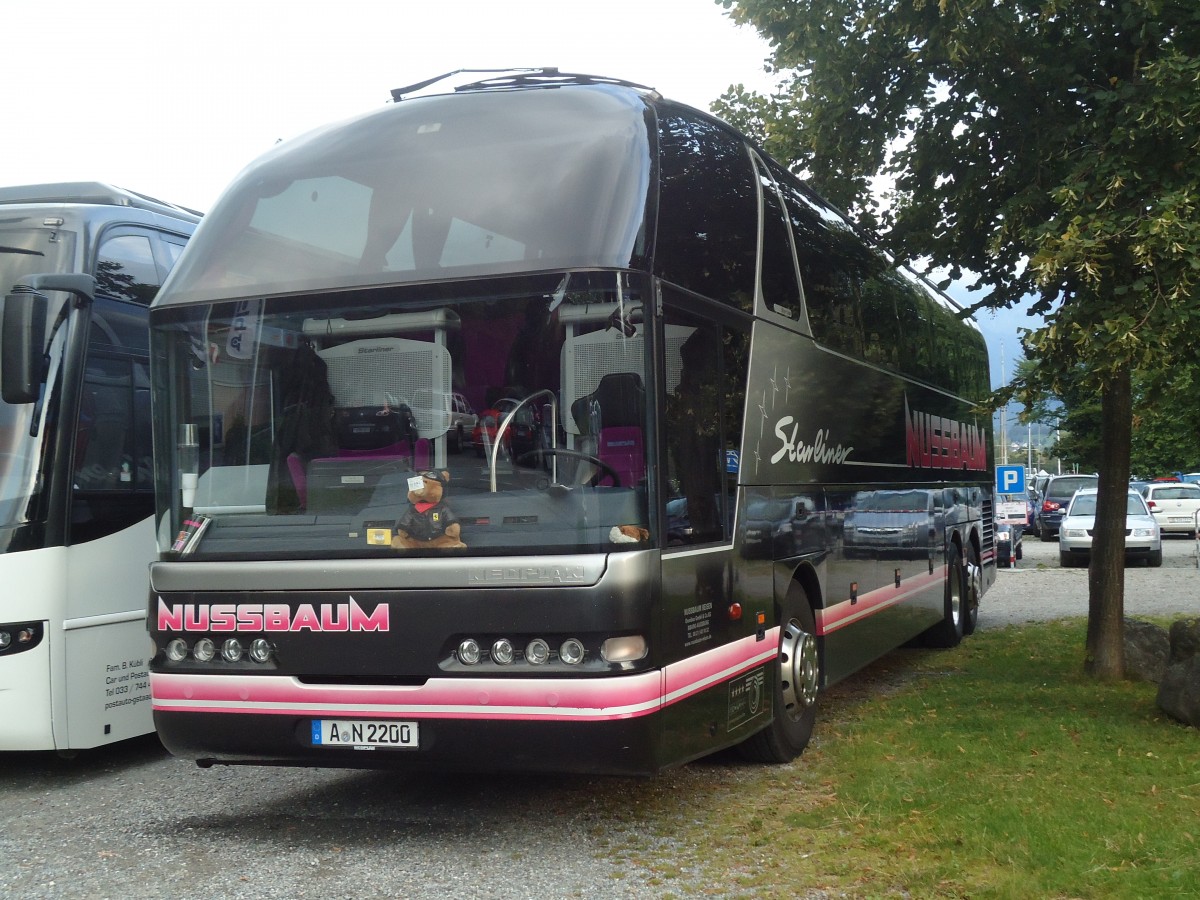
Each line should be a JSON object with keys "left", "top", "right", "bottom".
{"left": 0, "top": 228, "right": 76, "bottom": 533}
{"left": 160, "top": 85, "right": 651, "bottom": 305}
{"left": 151, "top": 271, "right": 654, "bottom": 558}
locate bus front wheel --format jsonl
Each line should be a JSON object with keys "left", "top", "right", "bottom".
{"left": 737, "top": 584, "right": 820, "bottom": 764}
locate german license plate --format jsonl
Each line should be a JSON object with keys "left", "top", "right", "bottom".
{"left": 311, "top": 719, "right": 418, "bottom": 750}
{"left": 1168, "top": 516, "right": 1191, "bottom": 524}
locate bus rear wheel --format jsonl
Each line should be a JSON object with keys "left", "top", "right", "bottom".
{"left": 737, "top": 585, "right": 819, "bottom": 764}
{"left": 925, "top": 543, "right": 966, "bottom": 648}
{"left": 961, "top": 542, "right": 981, "bottom": 636}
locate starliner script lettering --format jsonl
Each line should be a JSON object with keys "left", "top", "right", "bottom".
{"left": 156, "top": 597, "right": 390, "bottom": 632}
{"left": 771, "top": 419, "right": 854, "bottom": 466}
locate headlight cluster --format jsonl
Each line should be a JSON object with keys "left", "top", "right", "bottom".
{"left": 162, "top": 637, "right": 275, "bottom": 664}
{"left": 1132, "top": 527, "right": 1157, "bottom": 538}
{"left": 454, "top": 634, "right": 646, "bottom": 668}
{"left": 0, "top": 621, "right": 43, "bottom": 655}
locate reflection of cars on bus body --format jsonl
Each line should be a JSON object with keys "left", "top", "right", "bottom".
{"left": 842, "top": 490, "right": 941, "bottom": 558}
{"left": 740, "top": 496, "right": 819, "bottom": 558}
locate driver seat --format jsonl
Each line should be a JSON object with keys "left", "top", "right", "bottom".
{"left": 572, "top": 372, "right": 646, "bottom": 487}
{"left": 597, "top": 425, "right": 644, "bottom": 486}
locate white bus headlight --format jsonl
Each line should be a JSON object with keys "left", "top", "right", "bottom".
{"left": 193, "top": 638, "right": 216, "bottom": 662}
{"left": 165, "top": 638, "right": 188, "bottom": 662}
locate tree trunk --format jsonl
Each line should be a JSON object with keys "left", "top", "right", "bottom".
{"left": 1085, "top": 365, "right": 1132, "bottom": 679}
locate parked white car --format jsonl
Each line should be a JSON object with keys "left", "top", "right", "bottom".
{"left": 1137, "top": 482, "right": 1200, "bottom": 538}
{"left": 1059, "top": 488, "right": 1162, "bottom": 568}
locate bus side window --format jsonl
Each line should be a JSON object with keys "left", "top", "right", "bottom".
{"left": 95, "top": 232, "right": 161, "bottom": 305}
{"left": 754, "top": 155, "right": 803, "bottom": 321}
{"left": 777, "top": 181, "right": 865, "bottom": 356}
{"left": 662, "top": 296, "right": 748, "bottom": 545}
{"left": 70, "top": 295, "right": 154, "bottom": 543}
{"left": 655, "top": 106, "right": 757, "bottom": 313}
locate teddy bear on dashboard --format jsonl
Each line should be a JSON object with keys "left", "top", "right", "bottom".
{"left": 392, "top": 470, "right": 466, "bottom": 550}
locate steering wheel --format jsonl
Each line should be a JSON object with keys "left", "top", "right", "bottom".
{"left": 515, "top": 448, "right": 621, "bottom": 487}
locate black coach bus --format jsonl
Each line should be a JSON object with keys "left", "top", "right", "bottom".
{"left": 145, "top": 70, "right": 994, "bottom": 774}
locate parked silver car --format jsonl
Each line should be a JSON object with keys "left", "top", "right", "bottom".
{"left": 1137, "top": 482, "right": 1200, "bottom": 538}
{"left": 1058, "top": 488, "right": 1162, "bottom": 568}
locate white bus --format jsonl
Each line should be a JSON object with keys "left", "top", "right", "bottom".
{"left": 0, "top": 183, "right": 198, "bottom": 752}
{"left": 145, "top": 71, "right": 995, "bottom": 774}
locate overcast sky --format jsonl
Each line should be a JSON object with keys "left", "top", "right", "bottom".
{"left": 6, "top": 0, "right": 1034, "bottom": 390}
{"left": 7, "top": 0, "right": 780, "bottom": 211}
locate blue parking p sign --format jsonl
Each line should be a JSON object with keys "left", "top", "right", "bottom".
{"left": 995, "top": 465, "right": 1025, "bottom": 496}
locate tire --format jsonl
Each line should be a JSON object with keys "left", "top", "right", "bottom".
{"left": 1040, "top": 528, "right": 1054, "bottom": 542}
{"left": 961, "top": 542, "right": 982, "bottom": 636}
{"left": 1059, "top": 550, "right": 1071, "bottom": 568}
{"left": 1148, "top": 548, "right": 1163, "bottom": 568}
{"left": 737, "top": 584, "right": 820, "bottom": 763}
{"left": 924, "top": 543, "right": 966, "bottom": 648}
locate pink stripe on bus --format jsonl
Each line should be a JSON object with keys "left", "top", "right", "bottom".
{"left": 815, "top": 566, "right": 946, "bottom": 635}
{"left": 151, "top": 628, "right": 782, "bottom": 723}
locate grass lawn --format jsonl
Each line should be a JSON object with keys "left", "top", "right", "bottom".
{"left": 617, "top": 619, "right": 1200, "bottom": 899}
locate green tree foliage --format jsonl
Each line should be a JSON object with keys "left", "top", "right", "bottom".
{"left": 715, "top": 0, "right": 1200, "bottom": 678}
{"left": 1130, "top": 367, "right": 1200, "bottom": 476}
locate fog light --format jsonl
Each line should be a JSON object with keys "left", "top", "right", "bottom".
{"left": 0, "top": 632, "right": 10, "bottom": 650}
{"left": 249, "top": 638, "right": 272, "bottom": 663}
{"left": 491, "top": 639, "right": 515, "bottom": 665}
{"left": 601, "top": 635, "right": 647, "bottom": 663}
{"left": 525, "top": 638, "right": 550, "bottom": 665}
{"left": 221, "top": 638, "right": 244, "bottom": 662}
{"left": 165, "top": 638, "right": 188, "bottom": 662}
{"left": 559, "top": 638, "right": 585, "bottom": 665}
{"left": 18, "top": 629, "right": 34, "bottom": 643}
{"left": 193, "top": 638, "right": 216, "bottom": 662}
{"left": 458, "top": 638, "right": 482, "bottom": 665}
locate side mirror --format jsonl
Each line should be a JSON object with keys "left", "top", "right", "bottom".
{"left": 1, "top": 289, "right": 48, "bottom": 404}
{"left": 1, "top": 273, "right": 95, "bottom": 404}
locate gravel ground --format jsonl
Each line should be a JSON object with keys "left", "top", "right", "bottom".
{"left": 2, "top": 536, "right": 1196, "bottom": 900}
{"left": 981, "top": 533, "right": 1200, "bottom": 628}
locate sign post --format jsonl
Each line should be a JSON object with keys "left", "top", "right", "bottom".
{"left": 995, "top": 466, "right": 1027, "bottom": 569}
